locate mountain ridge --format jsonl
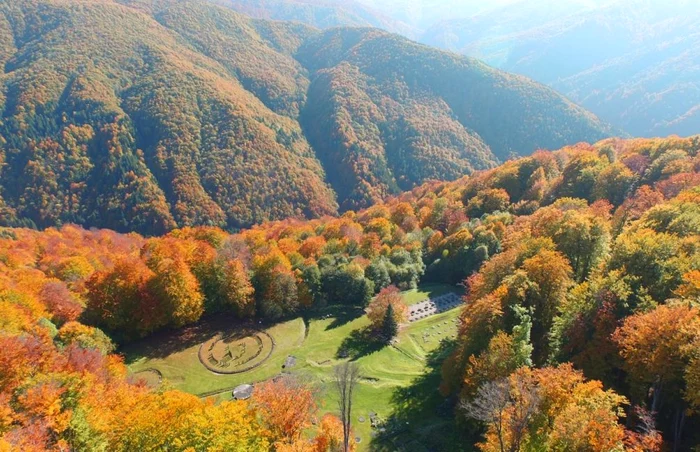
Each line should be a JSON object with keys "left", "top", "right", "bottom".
{"left": 0, "top": 0, "right": 613, "bottom": 233}
{"left": 216, "top": 0, "right": 699, "bottom": 138}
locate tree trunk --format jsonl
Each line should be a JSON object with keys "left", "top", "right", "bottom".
{"left": 673, "top": 407, "right": 685, "bottom": 452}
{"left": 335, "top": 362, "right": 360, "bottom": 452}
{"left": 650, "top": 381, "right": 662, "bottom": 413}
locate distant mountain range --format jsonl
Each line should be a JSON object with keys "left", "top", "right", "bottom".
{"left": 0, "top": 0, "right": 612, "bottom": 234}
{"left": 210, "top": 0, "right": 417, "bottom": 36}
{"left": 220, "top": 0, "right": 700, "bottom": 138}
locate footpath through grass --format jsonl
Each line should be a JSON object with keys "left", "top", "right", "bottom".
{"left": 125, "top": 284, "right": 471, "bottom": 450}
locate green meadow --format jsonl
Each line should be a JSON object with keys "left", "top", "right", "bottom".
{"left": 125, "top": 284, "right": 469, "bottom": 450}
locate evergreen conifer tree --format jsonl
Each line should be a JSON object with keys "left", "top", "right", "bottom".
{"left": 382, "top": 303, "right": 398, "bottom": 343}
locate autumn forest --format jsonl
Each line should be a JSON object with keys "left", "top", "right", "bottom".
{"left": 1, "top": 0, "right": 699, "bottom": 451}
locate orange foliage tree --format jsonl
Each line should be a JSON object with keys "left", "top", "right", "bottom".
{"left": 253, "top": 376, "right": 318, "bottom": 445}
{"left": 463, "top": 364, "right": 628, "bottom": 452}
{"left": 366, "top": 285, "right": 408, "bottom": 331}
{"left": 613, "top": 303, "right": 700, "bottom": 445}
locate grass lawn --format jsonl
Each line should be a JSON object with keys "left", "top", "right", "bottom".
{"left": 125, "top": 317, "right": 307, "bottom": 395}
{"left": 124, "top": 285, "right": 471, "bottom": 451}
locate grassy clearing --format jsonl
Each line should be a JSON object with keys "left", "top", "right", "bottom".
{"left": 125, "top": 318, "right": 306, "bottom": 394}
{"left": 124, "top": 285, "right": 468, "bottom": 450}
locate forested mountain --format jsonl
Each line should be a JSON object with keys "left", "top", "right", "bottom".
{"left": 220, "top": 0, "right": 700, "bottom": 138}
{"left": 219, "top": 0, "right": 520, "bottom": 35}
{"left": 1, "top": 135, "right": 699, "bottom": 450}
{"left": 296, "top": 27, "right": 612, "bottom": 209}
{"left": 0, "top": 0, "right": 613, "bottom": 234}
{"left": 210, "top": 0, "right": 416, "bottom": 36}
{"left": 0, "top": 0, "right": 338, "bottom": 235}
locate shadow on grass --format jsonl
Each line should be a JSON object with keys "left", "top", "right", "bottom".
{"left": 122, "top": 304, "right": 364, "bottom": 365}
{"left": 369, "top": 338, "right": 477, "bottom": 452}
{"left": 336, "top": 326, "right": 386, "bottom": 361}
{"left": 423, "top": 284, "right": 465, "bottom": 300}
{"left": 119, "top": 313, "right": 264, "bottom": 364}
{"left": 326, "top": 306, "right": 365, "bottom": 330}
{"left": 402, "top": 283, "right": 465, "bottom": 305}
{"left": 303, "top": 304, "right": 366, "bottom": 331}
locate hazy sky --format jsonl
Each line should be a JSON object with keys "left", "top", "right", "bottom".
{"left": 355, "top": 0, "right": 691, "bottom": 25}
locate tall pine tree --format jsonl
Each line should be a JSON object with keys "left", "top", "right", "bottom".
{"left": 382, "top": 303, "right": 398, "bottom": 343}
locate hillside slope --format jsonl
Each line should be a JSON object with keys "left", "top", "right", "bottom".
{"left": 210, "top": 0, "right": 416, "bottom": 36}
{"left": 225, "top": 0, "right": 699, "bottom": 138}
{"left": 1, "top": 135, "right": 699, "bottom": 450}
{"left": 0, "top": 0, "right": 613, "bottom": 233}
{"left": 0, "top": 0, "right": 338, "bottom": 234}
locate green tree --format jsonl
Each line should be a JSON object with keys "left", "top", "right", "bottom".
{"left": 382, "top": 303, "right": 398, "bottom": 343}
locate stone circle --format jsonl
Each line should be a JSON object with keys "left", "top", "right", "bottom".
{"left": 198, "top": 330, "right": 274, "bottom": 374}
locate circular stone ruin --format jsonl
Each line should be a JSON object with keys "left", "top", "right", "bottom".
{"left": 199, "top": 330, "right": 274, "bottom": 374}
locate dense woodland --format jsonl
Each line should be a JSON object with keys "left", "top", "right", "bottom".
{"left": 1, "top": 135, "right": 699, "bottom": 450}
{"left": 0, "top": 0, "right": 613, "bottom": 234}
{"left": 220, "top": 0, "right": 700, "bottom": 139}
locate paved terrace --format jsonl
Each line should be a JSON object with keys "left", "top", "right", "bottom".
{"left": 407, "top": 292, "right": 461, "bottom": 322}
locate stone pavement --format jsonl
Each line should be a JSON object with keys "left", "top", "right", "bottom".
{"left": 407, "top": 292, "right": 461, "bottom": 322}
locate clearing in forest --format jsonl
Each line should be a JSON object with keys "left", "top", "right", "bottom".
{"left": 125, "top": 284, "right": 466, "bottom": 450}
